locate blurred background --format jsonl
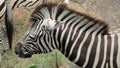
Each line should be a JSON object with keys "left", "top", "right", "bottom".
{"left": 1, "top": 0, "right": 120, "bottom": 68}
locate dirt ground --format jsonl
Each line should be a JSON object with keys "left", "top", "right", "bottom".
{"left": 72, "top": 0, "right": 120, "bottom": 31}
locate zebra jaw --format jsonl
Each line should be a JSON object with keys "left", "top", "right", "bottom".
{"left": 17, "top": 51, "right": 32, "bottom": 58}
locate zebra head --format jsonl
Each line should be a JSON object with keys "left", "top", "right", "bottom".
{"left": 15, "top": 4, "right": 65, "bottom": 57}
{"left": 15, "top": 18, "right": 62, "bottom": 58}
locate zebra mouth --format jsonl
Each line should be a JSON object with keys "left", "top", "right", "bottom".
{"left": 15, "top": 43, "right": 32, "bottom": 58}
{"left": 15, "top": 50, "right": 32, "bottom": 58}
{"left": 18, "top": 51, "right": 32, "bottom": 58}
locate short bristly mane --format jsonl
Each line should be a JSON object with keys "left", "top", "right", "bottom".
{"left": 30, "top": 2, "right": 109, "bottom": 35}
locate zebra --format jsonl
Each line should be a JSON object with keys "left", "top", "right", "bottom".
{"left": 14, "top": 3, "right": 119, "bottom": 68}
{"left": 0, "top": 0, "right": 47, "bottom": 50}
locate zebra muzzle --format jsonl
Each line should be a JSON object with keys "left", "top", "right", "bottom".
{"left": 15, "top": 43, "right": 32, "bottom": 58}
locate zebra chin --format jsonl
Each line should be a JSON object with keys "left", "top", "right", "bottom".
{"left": 15, "top": 43, "right": 32, "bottom": 58}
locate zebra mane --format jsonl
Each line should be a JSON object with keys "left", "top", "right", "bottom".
{"left": 30, "top": 2, "right": 109, "bottom": 34}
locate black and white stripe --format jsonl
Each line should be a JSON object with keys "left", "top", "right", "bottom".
{"left": 0, "top": 0, "right": 46, "bottom": 22}
{"left": 0, "top": 0, "right": 46, "bottom": 49}
{"left": 15, "top": 3, "right": 120, "bottom": 68}
{"left": 0, "top": 0, "right": 13, "bottom": 49}
{"left": 0, "top": 0, "right": 69, "bottom": 50}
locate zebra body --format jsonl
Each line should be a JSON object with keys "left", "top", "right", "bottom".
{"left": 14, "top": 3, "right": 120, "bottom": 68}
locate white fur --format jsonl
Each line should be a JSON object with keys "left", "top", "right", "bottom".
{"left": 43, "top": 19, "right": 64, "bottom": 30}
{"left": 64, "top": 0, "right": 69, "bottom": 4}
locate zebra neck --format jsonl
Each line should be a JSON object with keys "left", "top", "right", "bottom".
{"left": 54, "top": 26, "right": 120, "bottom": 67}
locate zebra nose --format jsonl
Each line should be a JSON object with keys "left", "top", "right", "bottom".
{"left": 15, "top": 43, "right": 32, "bottom": 58}
{"left": 15, "top": 43, "right": 23, "bottom": 55}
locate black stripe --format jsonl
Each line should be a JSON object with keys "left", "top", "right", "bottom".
{"left": 0, "top": 11, "right": 5, "bottom": 20}
{"left": 97, "top": 25, "right": 108, "bottom": 35}
{"left": 61, "top": 16, "right": 76, "bottom": 53}
{"left": 12, "top": 0, "right": 19, "bottom": 9}
{"left": 17, "top": 0, "right": 27, "bottom": 8}
{"left": 53, "top": 29, "right": 58, "bottom": 48}
{"left": 43, "top": 33, "right": 51, "bottom": 52}
{"left": 113, "top": 34, "right": 118, "bottom": 68}
{"left": 65, "top": 22, "right": 77, "bottom": 57}
{"left": 75, "top": 32, "right": 92, "bottom": 67}
{"left": 65, "top": 28, "right": 74, "bottom": 55}
{"left": 27, "top": 42, "right": 39, "bottom": 51}
{"left": 60, "top": 11, "right": 71, "bottom": 21}
{"left": 57, "top": 26, "right": 64, "bottom": 50}
{"left": 104, "top": 35, "right": 111, "bottom": 68}
{"left": 0, "top": 1, "right": 5, "bottom": 11}
{"left": 85, "top": 35, "right": 98, "bottom": 68}
{"left": 23, "top": 46, "right": 32, "bottom": 54}
{"left": 56, "top": 6, "right": 67, "bottom": 20}
{"left": 69, "top": 31, "right": 85, "bottom": 64}
{"left": 47, "top": 5, "right": 53, "bottom": 19}
{"left": 67, "top": 17, "right": 90, "bottom": 60}
{"left": 96, "top": 36, "right": 104, "bottom": 67}
{"left": 84, "top": 22, "right": 96, "bottom": 32}
{"left": 27, "top": 42, "right": 39, "bottom": 53}
{"left": 36, "top": 43, "right": 42, "bottom": 53}
{"left": 50, "top": 31, "right": 56, "bottom": 49}
{"left": 48, "top": 31, "right": 55, "bottom": 49}
{"left": 39, "top": 35, "right": 47, "bottom": 53}
{"left": 25, "top": 1, "right": 33, "bottom": 7}
{"left": 27, "top": 0, "right": 39, "bottom": 7}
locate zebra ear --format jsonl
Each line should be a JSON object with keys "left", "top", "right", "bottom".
{"left": 43, "top": 19, "right": 64, "bottom": 30}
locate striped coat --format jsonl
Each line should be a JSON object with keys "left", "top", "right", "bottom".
{"left": 0, "top": 0, "right": 45, "bottom": 49}
{"left": 15, "top": 3, "right": 120, "bottom": 68}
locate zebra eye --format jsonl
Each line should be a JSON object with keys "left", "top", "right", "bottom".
{"left": 41, "top": 25, "right": 46, "bottom": 30}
